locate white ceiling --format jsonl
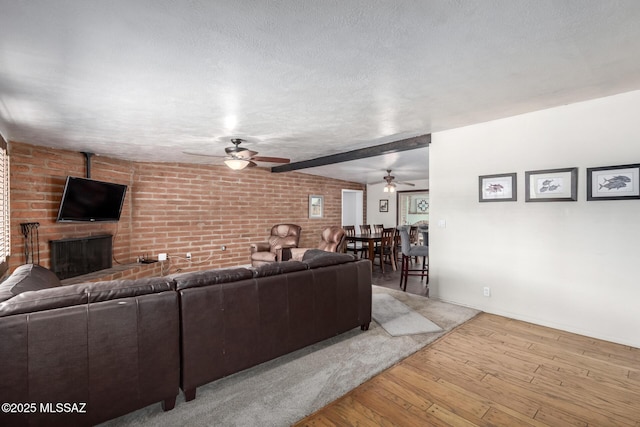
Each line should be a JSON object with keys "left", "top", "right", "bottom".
{"left": 2, "top": 1, "right": 640, "bottom": 184}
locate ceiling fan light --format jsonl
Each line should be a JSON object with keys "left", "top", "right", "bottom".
{"left": 224, "top": 158, "right": 250, "bottom": 170}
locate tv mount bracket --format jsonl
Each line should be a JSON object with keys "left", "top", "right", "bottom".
{"left": 81, "top": 152, "right": 94, "bottom": 179}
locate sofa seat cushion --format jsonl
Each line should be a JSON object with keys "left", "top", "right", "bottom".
{"left": 0, "top": 276, "right": 174, "bottom": 317}
{"left": 250, "top": 251, "right": 277, "bottom": 265}
{"left": 0, "top": 264, "right": 61, "bottom": 303}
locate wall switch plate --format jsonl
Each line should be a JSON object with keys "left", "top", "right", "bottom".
{"left": 158, "top": 253, "right": 167, "bottom": 261}
{"left": 186, "top": 252, "right": 191, "bottom": 260}
{"left": 438, "top": 219, "right": 447, "bottom": 228}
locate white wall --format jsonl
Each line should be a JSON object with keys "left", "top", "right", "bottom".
{"left": 431, "top": 90, "right": 640, "bottom": 348}
{"left": 367, "top": 179, "right": 429, "bottom": 227}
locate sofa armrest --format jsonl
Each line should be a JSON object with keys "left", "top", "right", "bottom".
{"left": 250, "top": 242, "right": 270, "bottom": 254}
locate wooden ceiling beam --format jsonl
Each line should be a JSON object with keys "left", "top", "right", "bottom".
{"left": 271, "top": 134, "right": 430, "bottom": 173}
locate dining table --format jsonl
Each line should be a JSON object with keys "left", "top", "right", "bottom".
{"left": 350, "top": 232, "right": 396, "bottom": 271}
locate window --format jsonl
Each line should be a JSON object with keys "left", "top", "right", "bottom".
{"left": 0, "top": 134, "right": 9, "bottom": 276}
{"left": 396, "top": 190, "right": 429, "bottom": 227}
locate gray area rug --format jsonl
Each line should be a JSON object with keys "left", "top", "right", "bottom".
{"left": 101, "top": 286, "right": 480, "bottom": 427}
{"left": 372, "top": 293, "right": 443, "bottom": 336}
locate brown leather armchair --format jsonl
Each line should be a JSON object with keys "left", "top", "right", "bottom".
{"left": 290, "top": 226, "right": 347, "bottom": 261}
{"left": 250, "top": 224, "right": 302, "bottom": 267}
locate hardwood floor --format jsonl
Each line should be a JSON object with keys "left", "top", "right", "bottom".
{"left": 295, "top": 312, "right": 640, "bottom": 426}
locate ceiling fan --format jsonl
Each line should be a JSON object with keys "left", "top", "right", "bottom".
{"left": 183, "top": 138, "right": 290, "bottom": 170}
{"left": 381, "top": 169, "right": 415, "bottom": 192}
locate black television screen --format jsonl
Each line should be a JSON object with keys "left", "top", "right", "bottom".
{"left": 56, "top": 176, "right": 127, "bottom": 222}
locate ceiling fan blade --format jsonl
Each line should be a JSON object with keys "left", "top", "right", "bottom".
{"left": 396, "top": 181, "right": 415, "bottom": 186}
{"left": 182, "top": 151, "right": 225, "bottom": 158}
{"left": 252, "top": 156, "right": 290, "bottom": 164}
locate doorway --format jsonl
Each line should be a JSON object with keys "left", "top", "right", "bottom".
{"left": 341, "top": 189, "right": 363, "bottom": 228}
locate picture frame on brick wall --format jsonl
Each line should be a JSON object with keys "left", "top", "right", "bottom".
{"left": 309, "top": 195, "right": 324, "bottom": 218}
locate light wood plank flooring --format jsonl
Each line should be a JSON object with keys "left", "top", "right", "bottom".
{"left": 295, "top": 313, "right": 640, "bottom": 426}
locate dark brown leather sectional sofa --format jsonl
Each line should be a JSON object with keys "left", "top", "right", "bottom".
{"left": 175, "top": 250, "right": 372, "bottom": 401}
{"left": 0, "top": 275, "right": 180, "bottom": 427}
{"left": 0, "top": 250, "right": 371, "bottom": 426}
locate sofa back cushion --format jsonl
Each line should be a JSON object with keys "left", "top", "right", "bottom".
{"left": 271, "top": 223, "right": 301, "bottom": 239}
{"left": 0, "top": 276, "right": 174, "bottom": 317}
{"left": 173, "top": 267, "right": 254, "bottom": 291}
{"left": 252, "top": 260, "right": 308, "bottom": 278}
{"left": 302, "top": 250, "right": 356, "bottom": 269}
{"left": 267, "top": 224, "right": 301, "bottom": 251}
{"left": 0, "top": 264, "right": 61, "bottom": 303}
{"left": 317, "top": 226, "right": 346, "bottom": 252}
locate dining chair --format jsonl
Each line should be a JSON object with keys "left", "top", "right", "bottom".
{"left": 343, "top": 225, "right": 359, "bottom": 257}
{"left": 394, "top": 229, "right": 402, "bottom": 265}
{"left": 409, "top": 226, "right": 418, "bottom": 243}
{"left": 373, "top": 227, "right": 397, "bottom": 273}
{"left": 373, "top": 224, "right": 384, "bottom": 234}
{"left": 357, "top": 225, "right": 372, "bottom": 258}
{"left": 418, "top": 226, "right": 428, "bottom": 246}
{"left": 396, "top": 225, "right": 429, "bottom": 295}
{"left": 409, "top": 225, "right": 420, "bottom": 262}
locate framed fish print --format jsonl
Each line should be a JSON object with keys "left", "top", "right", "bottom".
{"left": 587, "top": 163, "right": 640, "bottom": 201}
{"left": 525, "top": 167, "right": 577, "bottom": 202}
{"left": 479, "top": 173, "right": 517, "bottom": 202}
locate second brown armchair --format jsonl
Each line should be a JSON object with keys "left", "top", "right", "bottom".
{"left": 250, "top": 224, "right": 302, "bottom": 267}
{"left": 290, "top": 226, "right": 347, "bottom": 261}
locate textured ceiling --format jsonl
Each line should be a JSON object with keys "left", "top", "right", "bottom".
{"left": 2, "top": 1, "right": 640, "bottom": 184}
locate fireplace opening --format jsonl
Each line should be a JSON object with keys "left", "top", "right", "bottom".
{"left": 49, "top": 235, "right": 113, "bottom": 280}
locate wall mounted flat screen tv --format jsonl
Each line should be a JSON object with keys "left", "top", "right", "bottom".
{"left": 56, "top": 176, "right": 127, "bottom": 222}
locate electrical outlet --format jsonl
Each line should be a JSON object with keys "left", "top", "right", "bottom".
{"left": 186, "top": 252, "right": 191, "bottom": 260}
{"left": 483, "top": 287, "right": 491, "bottom": 297}
{"left": 158, "top": 253, "right": 167, "bottom": 261}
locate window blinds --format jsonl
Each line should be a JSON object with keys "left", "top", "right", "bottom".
{"left": 0, "top": 137, "right": 9, "bottom": 265}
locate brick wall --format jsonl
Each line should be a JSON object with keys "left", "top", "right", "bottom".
{"left": 9, "top": 141, "right": 365, "bottom": 275}
{"left": 9, "top": 143, "right": 134, "bottom": 272}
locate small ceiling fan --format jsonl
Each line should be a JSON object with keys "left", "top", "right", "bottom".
{"left": 381, "top": 169, "right": 415, "bottom": 192}
{"left": 183, "top": 138, "right": 290, "bottom": 170}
